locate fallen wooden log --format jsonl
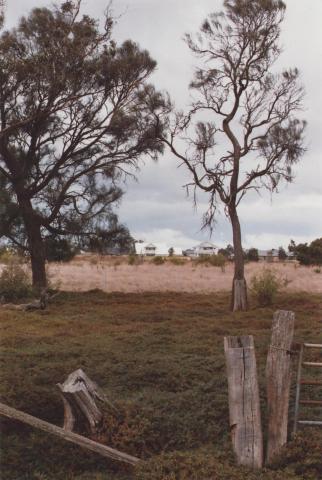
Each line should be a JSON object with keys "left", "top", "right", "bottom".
{"left": 0, "top": 291, "right": 60, "bottom": 311}
{"left": 0, "top": 402, "right": 140, "bottom": 466}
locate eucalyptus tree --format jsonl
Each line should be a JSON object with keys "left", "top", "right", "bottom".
{"left": 0, "top": 1, "right": 169, "bottom": 288}
{"left": 154, "top": 0, "right": 306, "bottom": 310}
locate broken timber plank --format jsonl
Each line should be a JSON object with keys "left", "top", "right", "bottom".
{"left": 57, "top": 369, "right": 119, "bottom": 434}
{"left": 57, "top": 369, "right": 104, "bottom": 434}
{"left": 224, "top": 335, "right": 263, "bottom": 469}
{"left": 0, "top": 402, "right": 140, "bottom": 466}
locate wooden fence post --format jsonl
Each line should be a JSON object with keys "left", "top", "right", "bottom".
{"left": 266, "top": 310, "right": 295, "bottom": 464}
{"left": 224, "top": 335, "right": 263, "bottom": 469}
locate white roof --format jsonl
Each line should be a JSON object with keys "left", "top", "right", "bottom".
{"left": 196, "top": 242, "right": 217, "bottom": 248}
{"left": 258, "top": 249, "right": 278, "bottom": 257}
{"left": 135, "top": 242, "right": 182, "bottom": 255}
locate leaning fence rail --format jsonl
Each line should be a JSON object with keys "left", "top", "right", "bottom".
{"left": 0, "top": 402, "right": 140, "bottom": 466}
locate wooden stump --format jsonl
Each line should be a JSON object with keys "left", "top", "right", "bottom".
{"left": 224, "top": 335, "right": 263, "bottom": 469}
{"left": 57, "top": 369, "right": 112, "bottom": 435}
{"left": 266, "top": 310, "right": 295, "bottom": 464}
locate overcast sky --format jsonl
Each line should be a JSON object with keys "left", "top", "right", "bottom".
{"left": 5, "top": 0, "right": 322, "bottom": 250}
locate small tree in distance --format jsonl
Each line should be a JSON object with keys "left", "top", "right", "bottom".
{"left": 289, "top": 238, "right": 322, "bottom": 266}
{"left": 278, "top": 246, "right": 287, "bottom": 261}
{"left": 246, "top": 248, "right": 259, "bottom": 262}
{"left": 152, "top": 0, "right": 306, "bottom": 310}
{"left": 218, "top": 244, "right": 234, "bottom": 259}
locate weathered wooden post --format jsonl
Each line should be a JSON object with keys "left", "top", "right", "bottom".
{"left": 224, "top": 335, "right": 263, "bottom": 469}
{"left": 57, "top": 369, "right": 117, "bottom": 435}
{"left": 266, "top": 310, "right": 295, "bottom": 464}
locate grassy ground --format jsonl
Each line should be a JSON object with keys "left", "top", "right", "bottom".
{"left": 0, "top": 291, "right": 321, "bottom": 479}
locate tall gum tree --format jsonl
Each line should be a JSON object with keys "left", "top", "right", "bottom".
{"left": 0, "top": 0, "right": 170, "bottom": 289}
{"left": 153, "top": 0, "right": 306, "bottom": 311}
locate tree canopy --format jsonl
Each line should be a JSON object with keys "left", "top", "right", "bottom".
{"left": 151, "top": 0, "right": 306, "bottom": 310}
{"left": 0, "top": 0, "right": 169, "bottom": 287}
{"left": 289, "top": 238, "right": 322, "bottom": 266}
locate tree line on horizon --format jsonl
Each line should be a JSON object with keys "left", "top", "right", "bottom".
{"left": 0, "top": 0, "right": 308, "bottom": 310}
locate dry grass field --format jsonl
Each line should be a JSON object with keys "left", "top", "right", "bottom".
{"left": 46, "top": 256, "right": 322, "bottom": 294}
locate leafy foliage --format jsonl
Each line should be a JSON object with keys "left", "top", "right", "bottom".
{"left": 218, "top": 244, "right": 234, "bottom": 259}
{"left": 149, "top": 0, "right": 306, "bottom": 310}
{"left": 246, "top": 248, "right": 259, "bottom": 262}
{"left": 289, "top": 238, "right": 322, "bottom": 266}
{"left": 250, "top": 268, "right": 289, "bottom": 306}
{"left": 44, "top": 237, "right": 76, "bottom": 263}
{"left": 84, "top": 218, "right": 135, "bottom": 255}
{"left": 0, "top": 259, "right": 32, "bottom": 301}
{"left": 128, "top": 254, "right": 143, "bottom": 266}
{"left": 194, "top": 254, "right": 226, "bottom": 268}
{"left": 168, "top": 257, "right": 185, "bottom": 266}
{"left": 152, "top": 256, "right": 165, "bottom": 265}
{"left": 278, "top": 246, "right": 287, "bottom": 261}
{"left": 0, "top": 0, "right": 169, "bottom": 286}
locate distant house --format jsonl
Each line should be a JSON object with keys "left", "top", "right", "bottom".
{"left": 258, "top": 249, "right": 278, "bottom": 262}
{"left": 143, "top": 243, "right": 157, "bottom": 256}
{"left": 195, "top": 242, "right": 218, "bottom": 256}
{"left": 182, "top": 248, "right": 196, "bottom": 257}
{"left": 183, "top": 242, "right": 218, "bottom": 257}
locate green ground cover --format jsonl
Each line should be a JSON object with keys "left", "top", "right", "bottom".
{"left": 0, "top": 291, "right": 321, "bottom": 479}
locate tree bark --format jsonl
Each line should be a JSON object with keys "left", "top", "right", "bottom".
{"left": 229, "top": 205, "right": 248, "bottom": 311}
{"left": 18, "top": 197, "right": 47, "bottom": 290}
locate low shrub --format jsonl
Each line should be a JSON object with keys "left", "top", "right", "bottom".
{"left": 0, "top": 260, "right": 32, "bottom": 301}
{"left": 152, "top": 256, "right": 165, "bottom": 265}
{"left": 246, "top": 247, "right": 259, "bottom": 262}
{"left": 168, "top": 257, "right": 185, "bottom": 266}
{"left": 0, "top": 249, "right": 20, "bottom": 265}
{"left": 313, "top": 267, "right": 321, "bottom": 274}
{"left": 250, "top": 268, "right": 290, "bottom": 306}
{"left": 194, "top": 254, "right": 226, "bottom": 269}
{"left": 128, "top": 254, "right": 143, "bottom": 265}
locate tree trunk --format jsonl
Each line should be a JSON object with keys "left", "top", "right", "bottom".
{"left": 18, "top": 197, "right": 47, "bottom": 290}
{"left": 27, "top": 223, "right": 46, "bottom": 290}
{"left": 229, "top": 205, "right": 248, "bottom": 311}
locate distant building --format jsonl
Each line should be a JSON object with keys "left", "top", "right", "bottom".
{"left": 195, "top": 242, "right": 218, "bottom": 256}
{"left": 258, "top": 249, "right": 279, "bottom": 262}
{"left": 143, "top": 243, "right": 157, "bottom": 256}
{"left": 182, "top": 248, "right": 196, "bottom": 257}
{"left": 183, "top": 242, "right": 218, "bottom": 257}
